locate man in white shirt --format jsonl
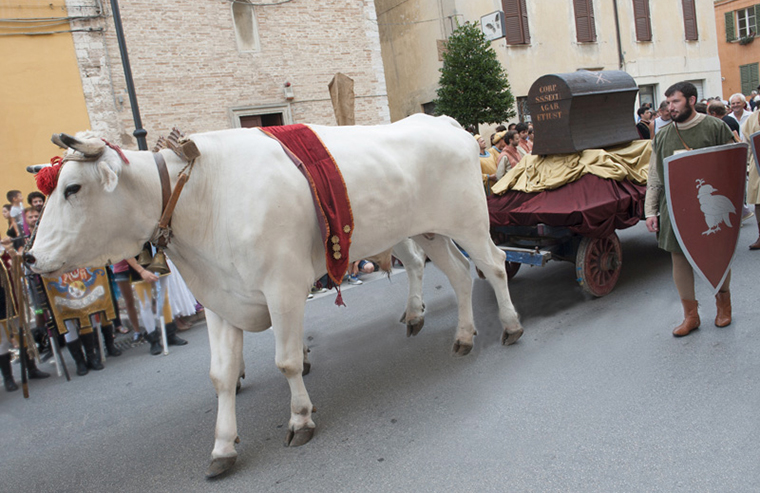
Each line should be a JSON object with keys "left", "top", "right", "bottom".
{"left": 728, "top": 93, "right": 752, "bottom": 137}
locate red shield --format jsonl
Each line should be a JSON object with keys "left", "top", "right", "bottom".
{"left": 750, "top": 130, "right": 760, "bottom": 176}
{"left": 664, "top": 143, "right": 748, "bottom": 294}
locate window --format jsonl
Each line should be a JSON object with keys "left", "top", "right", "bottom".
{"left": 726, "top": 6, "right": 760, "bottom": 42}
{"left": 737, "top": 7, "right": 757, "bottom": 38}
{"left": 638, "top": 84, "right": 655, "bottom": 109}
{"left": 682, "top": 0, "right": 698, "bottom": 41}
{"left": 516, "top": 96, "right": 531, "bottom": 123}
{"left": 231, "top": 104, "right": 292, "bottom": 128}
{"left": 502, "top": 0, "right": 530, "bottom": 45}
{"left": 573, "top": 0, "right": 596, "bottom": 43}
{"left": 232, "top": 0, "right": 260, "bottom": 52}
{"left": 239, "top": 114, "right": 283, "bottom": 128}
{"left": 632, "top": 0, "right": 652, "bottom": 42}
{"left": 740, "top": 63, "right": 760, "bottom": 96}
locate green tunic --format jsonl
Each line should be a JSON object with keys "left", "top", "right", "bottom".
{"left": 654, "top": 115, "right": 733, "bottom": 253}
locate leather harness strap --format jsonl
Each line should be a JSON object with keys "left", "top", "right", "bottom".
{"left": 153, "top": 152, "right": 172, "bottom": 214}
{"left": 150, "top": 151, "right": 193, "bottom": 248}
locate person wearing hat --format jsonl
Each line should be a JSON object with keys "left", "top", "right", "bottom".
{"left": 495, "top": 130, "right": 522, "bottom": 180}
{"left": 479, "top": 132, "right": 506, "bottom": 194}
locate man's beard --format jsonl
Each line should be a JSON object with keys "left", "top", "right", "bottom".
{"left": 672, "top": 104, "right": 694, "bottom": 123}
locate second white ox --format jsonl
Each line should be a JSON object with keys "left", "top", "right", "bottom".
{"left": 27, "top": 114, "right": 523, "bottom": 477}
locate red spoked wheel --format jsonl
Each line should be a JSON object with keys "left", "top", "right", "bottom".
{"left": 575, "top": 233, "right": 622, "bottom": 297}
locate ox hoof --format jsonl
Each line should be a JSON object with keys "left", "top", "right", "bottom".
{"left": 501, "top": 326, "right": 524, "bottom": 346}
{"left": 285, "top": 426, "right": 315, "bottom": 447}
{"left": 302, "top": 361, "right": 311, "bottom": 376}
{"left": 205, "top": 456, "right": 237, "bottom": 478}
{"left": 452, "top": 340, "right": 473, "bottom": 356}
{"left": 406, "top": 318, "right": 425, "bottom": 337}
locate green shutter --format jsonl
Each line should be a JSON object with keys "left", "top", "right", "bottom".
{"left": 755, "top": 5, "right": 760, "bottom": 34}
{"left": 726, "top": 11, "right": 735, "bottom": 41}
{"left": 740, "top": 64, "right": 758, "bottom": 95}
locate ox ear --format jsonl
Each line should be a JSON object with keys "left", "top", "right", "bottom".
{"left": 58, "top": 133, "right": 105, "bottom": 158}
{"left": 97, "top": 159, "right": 121, "bottom": 192}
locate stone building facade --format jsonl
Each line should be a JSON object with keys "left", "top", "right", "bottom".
{"left": 66, "top": 0, "right": 390, "bottom": 148}
{"left": 376, "top": 0, "right": 722, "bottom": 125}
{"left": 714, "top": 0, "right": 760, "bottom": 98}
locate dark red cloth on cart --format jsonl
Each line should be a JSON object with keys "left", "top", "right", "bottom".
{"left": 488, "top": 174, "right": 645, "bottom": 239}
{"left": 263, "top": 124, "right": 354, "bottom": 299}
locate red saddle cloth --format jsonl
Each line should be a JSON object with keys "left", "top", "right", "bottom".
{"left": 262, "top": 124, "right": 354, "bottom": 303}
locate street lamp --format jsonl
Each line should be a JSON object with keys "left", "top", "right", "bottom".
{"left": 109, "top": 0, "right": 147, "bottom": 150}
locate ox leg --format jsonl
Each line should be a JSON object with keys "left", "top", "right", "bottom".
{"left": 206, "top": 309, "right": 244, "bottom": 478}
{"left": 412, "top": 234, "right": 477, "bottom": 356}
{"left": 453, "top": 233, "right": 523, "bottom": 346}
{"left": 392, "top": 238, "right": 427, "bottom": 336}
{"left": 269, "top": 300, "right": 316, "bottom": 447}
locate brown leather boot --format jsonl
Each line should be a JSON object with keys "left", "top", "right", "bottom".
{"left": 750, "top": 237, "right": 760, "bottom": 250}
{"left": 673, "top": 299, "right": 700, "bottom": 337}
{"left": 715, "top": 291, "right": 731, "bottom": 327}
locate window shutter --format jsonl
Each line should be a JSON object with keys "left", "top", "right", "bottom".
{"left": 574, "top": 0, "right": 597, "bottom": 42}
{"left": 682, "top": 0, "right": 698, "bottom": 41}
{"left": 741, "top": 64, "right": 751, "bottom": 95}
{"left": 739, "top": 64, "right": 758, "bottom": 95}
{"left": 503, "top": 0, "right": 530, "bottom": 45}
{"left": 520, "top": 0, "right": 531, "bottom": 44}
{"left": 754, "top": 5, "right": 760, "bottom": 34}
{"left": 725, "top": 11, "right": 735, "bottom": 41}
{"left": 633, "top": 0, "right": 652, "bottom": 41}
{"left": 750, "top": 63, "right": 760, "bottom": 93}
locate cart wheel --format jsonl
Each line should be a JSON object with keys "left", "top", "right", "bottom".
{"left": 506, "top": 261, "right": 521, "bottom": 280}
{"left": 575, "top": 233, "right": 622, "bottom": 297}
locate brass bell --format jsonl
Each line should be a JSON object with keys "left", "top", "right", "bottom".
{"left": 147, "top": 247, "right": 171, "bottom": 275}
{"left": 136, "top": 242, "right": 153, "bottom": 267}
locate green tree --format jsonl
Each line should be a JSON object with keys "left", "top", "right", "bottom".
{"left": 434, "top": 22, "right": 516, "bottom": 129}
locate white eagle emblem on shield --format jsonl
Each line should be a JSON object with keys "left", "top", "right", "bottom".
{"left": 695, "top": 179, "right": 736, "bottom": 236}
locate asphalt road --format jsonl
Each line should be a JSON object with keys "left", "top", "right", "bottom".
{"left": 2, "top": 222, "right": 759, "bottom": 492}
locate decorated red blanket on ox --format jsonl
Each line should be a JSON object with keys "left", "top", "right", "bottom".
{"left": 262, "top": 124, "right": 354, "bottom": 301}
{"left": 487, "top": 174, "right": 645, "bottom": 239}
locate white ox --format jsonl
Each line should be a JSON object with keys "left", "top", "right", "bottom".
{"left": 27, "top": 114, "right": 523, "bottom": 477}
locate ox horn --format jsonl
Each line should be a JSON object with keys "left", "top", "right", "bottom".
{"left": 26, "top": 164, "right": 49, "bottom": 174}
{"left": 58, "top": 133, "right": 105, "bottom": 158}
{"left": 51, "top": 134, "right": 67, "bottom": 149}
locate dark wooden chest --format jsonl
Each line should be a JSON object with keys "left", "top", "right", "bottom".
{"left": 527, "top": 70, "right": 641, "bottom": 155}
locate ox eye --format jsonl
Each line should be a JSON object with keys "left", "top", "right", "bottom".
{"left": 64, "top": 184, "right": 81, "bottom": 199}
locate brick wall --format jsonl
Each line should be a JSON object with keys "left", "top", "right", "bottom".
{"left": 66, "top": 0, "right": 390, "bottom": 148}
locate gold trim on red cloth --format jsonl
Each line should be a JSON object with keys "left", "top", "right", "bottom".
{"left": 261, "top": 125, "right": 355, "bottom": 296}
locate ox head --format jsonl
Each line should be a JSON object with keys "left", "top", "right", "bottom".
{"left": 26, "top": 132, "right": 158, "bottom": 276}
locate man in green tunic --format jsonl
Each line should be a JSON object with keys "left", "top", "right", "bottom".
{"left": 645, "top": 81, "right": 735, "bottom": 337}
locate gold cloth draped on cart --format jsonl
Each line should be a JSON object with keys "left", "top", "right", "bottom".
{"left": 491, "top": 139, "right": 651, "bottom": 195}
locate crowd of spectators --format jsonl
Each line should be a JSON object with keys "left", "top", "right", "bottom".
{"left": 1, "top": 189, "right": 203, "bottom": 391}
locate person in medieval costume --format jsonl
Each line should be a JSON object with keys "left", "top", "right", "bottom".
{"left": 645, "top": 81, "right": 735, "bottom": 337}
{"left": 741, "top": 112, "right": 760, "bottom": 250}
{"left": 164, "top": 256, "right": 200, "bottom": 330}
{"left": 132, "top": 251, "right": 188, "bottom": 356}
{"left": 477, "top": 134, "right": 498, "bottom": 195}
{"left": 0, "top": 239, "right": 49, "bottom": 391}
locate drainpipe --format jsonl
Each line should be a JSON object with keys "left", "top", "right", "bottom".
{"left": 612, "top": 0, "right": 624, "bottom": 70}
{"left": 110, "top": 0, "right": 148, "bottom": 150}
